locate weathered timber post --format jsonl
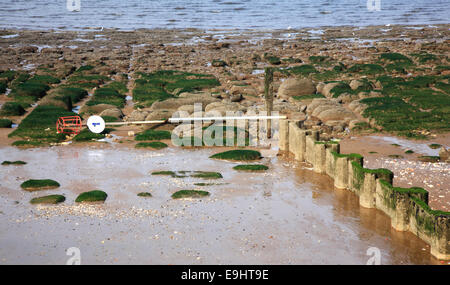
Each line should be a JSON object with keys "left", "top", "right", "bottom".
{"left": 264, "top": 67, "right": 274, "bottom": 138}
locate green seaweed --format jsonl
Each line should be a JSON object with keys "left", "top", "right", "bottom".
{"left": 28, "top": 75, "right": 60, "bottom": 85}
{"left": 0, "top": 102, "right": 26, "bottom": 116}
{"left": 347, "top": 64, "right": 385, "bottom": 75}
{"left": 171, "top": 190, "right": 209, "bottom": 199}
{"left": 135, "top": 141, "right": 168, "bottom": 149}
{"left": 0, "top": 118, "right": 12, "bottom": 128}
{"left": 233, "top": 164, "right": 268, "bottom": 171}
{"left": 30, "top": 195, "right": 65, "bottom": 205}
{"left": 292, "top": 94, "right": 325, "bottom": 101}
{"left": 2, "top": 160, "right": 26, "bottom": 165}
{"left": 429, "top": 143, "right": 441, "bottom": 149}
{"left": 133, "top": 70, "right": 220, "bottom": 106}
{"left": 86, "top": 87, "right": 125, "bottom": 108}
{"left": 20, "top": 179, "right": 60, "bottom": 191}
{"left": 210, "top": 149, "right": 262, "bottom": 161}
{"left": 72, "top": 128, "right": 112, "bottom": 142}
{"left": 75, "top": 190, "right": 108, "bottom": 203}
{"left": 284, "top": 65, "right": 318, "bottom": 76}
{"left": 135, "top": 129, "right": 171, "bottom": 141}
{"left": 9, "top": 105, "right": 78, "bottom": 144}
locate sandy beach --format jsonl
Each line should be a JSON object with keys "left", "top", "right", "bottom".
{"left": 0, "top": 23, "right": 449, "bottom": 264}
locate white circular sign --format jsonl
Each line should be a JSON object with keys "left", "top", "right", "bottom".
{"left": 87, "top": 115, "right": 105, "bottom": 134}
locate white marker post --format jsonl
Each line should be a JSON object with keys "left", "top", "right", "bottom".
{"left": 85, "top": 115, "right": 288, "bottom": 127}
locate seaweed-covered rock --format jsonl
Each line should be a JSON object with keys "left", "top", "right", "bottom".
{"left": 79, "top": 103, "right": 117, "bottom": 115}
{"left": 233, "top": 164, "right": 268, "bottom": 171}
{"left": 30, "top": 195, "right": 65, "bottom": 205}
{"left": 75, "top": 190, "right": 108, "bottom": 203}
{"left": 150, "top": 94, "right": 219, "bottom": 111}
{"left": 171, "top": 190, "right": 210, "bottom": 199}
{"left": 0, "top": 118, "right": 12, "bottom": 128}
{"left": 350, "top": 79, "right": 372, "bottom": 90}
{"left": 321, "top": 82, "right": 340, "bottom": 98}
{"left": 21, "top": 179, "right": 60, "bottom": 191}
{"left": 210, "top": 149, "right": 261, "bottom": 161}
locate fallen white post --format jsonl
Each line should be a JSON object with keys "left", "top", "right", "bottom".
{"left": 95, "top": 115, "right": 287, "bottom": 126}
{"left": 104, "top": 120, "right": 167, "bottom": 126}
{"left": 168, "top": 115, "right": 287, "bottom": 122}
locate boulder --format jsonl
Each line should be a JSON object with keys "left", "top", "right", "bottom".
{"left": 439, "top": 147, "right": 449, "bottom": 162}
{"left": 79, "top": 104, "right": 117, "bottom": 115}
{"left": 127, "top": 110, "right": 149, "bottom": 121}
{"left": 19, "top": 46, "right": 38, "bottom": 53}
{"left": 307, "top": 98, "right": 356, "bottom": 123}
{"left": 277, "top": 78, "right": 316, "bottom": 99}
{"left": 230, "top": 94, "right": 243, "bottom": 102}
{"left": 290, "top": 112, "right": 307, "bottom": 121}
{"left": 338, "top": 93, "right": 359, "bottom": 104}
{"left": 212, "top": 59, "right": 227, "bottom": 67}
{"left": 177, "top": 105, "right": 195, "bottom": 114}
{"left": 321, "top": 82, "right": 340, "bottom": 98}
{"left": 144, "top": 110, "right": 173, "bottom": 121}
{"left": 348, "top": 99, "right": 367, "bottom": 114}
{"left": 317, "top": 108, "right": 356, "bottom": 123}
{"left": 230, "top": 85, "right": 257, "bottom": 96}
{"left": 350, "top": 79, "right": 365, "bottom": 90}
{"left": 150, "top": 94, "right": 219, "bottom": 111}
{"left": 205, "top": 102, "right": 246, "bottom": 116}
{"left": 307, "top": 98, "right": 337, "bottom": 115}
{"left": 100, "top": 108, "right": 123, "bottom": 119}
{"left": 316, "top": 82, "right": 326, "bottom": 94}
{"left": 349, "top": 119, "right": 364, "bottom": 130}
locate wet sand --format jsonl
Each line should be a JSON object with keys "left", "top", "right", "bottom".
{"left": 0, "top": 145, "right": 443, "bottom": 264}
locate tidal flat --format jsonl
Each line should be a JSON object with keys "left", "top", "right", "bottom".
{"left": 0, "top": 24, "right": 449, "bottom": 264}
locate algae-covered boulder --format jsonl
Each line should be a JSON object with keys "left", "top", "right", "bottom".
{"left": 210, "top": 149, "right": 261, "bottom": 161}
{"left": 321, "top": 82, "right": 341, "bottom": 98}
{"left": 349, "top": 79, "right": 373, "bottom": 91}
{"left": 21, "top": 179, "right": 60, "bottom": 191}
{"left": 30, "top": 195, "right": 65, "bottom": 205}
{"left": 79, "top": 103, "right": 117, "bottom": 115}
{"left": 0, "top": 102, "right": 26, "bottom": 116}
{"left": 2, "top": 160, "right": 26, "bottom": 165}
{"left": 75, "top": 190, "right": 108, "bottom": 203}
{"left": 135, "top": 141, "right": 168, "bottom": 149}
{"left": 135, "top": 129, "right": 171, "bottom": 141}
{"left": 278, "top": 78, "right": 316, "bottom": 99}
{"left": 0, "top": 119, "right": 12, "bottom": 128}
{"left": 171, "top": 190, "right": 210, "bottom": 199}
{"left": 150, "top": 94, "right": 219, "bottom": 111}
{"left": 233, "top": 164, "right": 268, "bottom": 171}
